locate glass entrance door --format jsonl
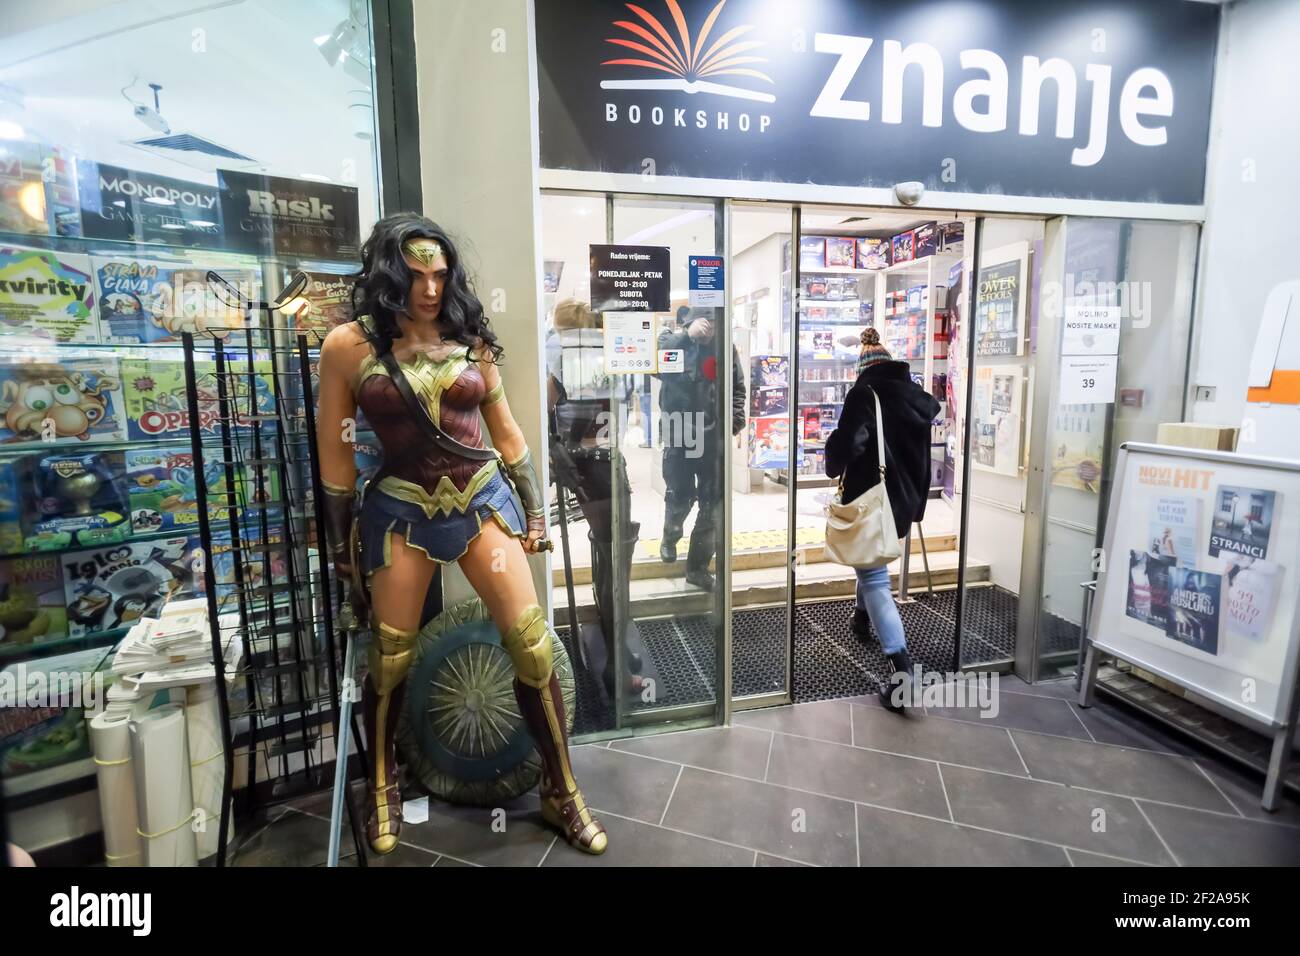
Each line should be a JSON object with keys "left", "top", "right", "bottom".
{"left": 539, "top": 191, "right": 729, "bottom": 738}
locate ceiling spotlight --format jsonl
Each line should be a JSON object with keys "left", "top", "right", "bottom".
{"left": 316, "top": 0, "right": 373, "bottom": 87}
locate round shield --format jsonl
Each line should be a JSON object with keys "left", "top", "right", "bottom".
{"left": 396, "top": 597, "right": 574, "bottom": 806}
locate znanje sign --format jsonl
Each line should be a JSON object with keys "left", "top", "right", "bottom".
{"left": 537, "top": 0, "right": 1218, "bottom": 205}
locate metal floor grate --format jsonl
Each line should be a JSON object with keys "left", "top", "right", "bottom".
{"left": 560, "top": 585, "right": 1070, "bottom": 735}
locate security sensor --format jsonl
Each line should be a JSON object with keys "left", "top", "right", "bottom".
{"left": 124, "top": 80, "right": 171, "bottom": 135}
{"left": 133, "top": 103, "right": 170, "bottom": 134}
{"left": 894, "top": 181, "right": 925, "bottom": 206}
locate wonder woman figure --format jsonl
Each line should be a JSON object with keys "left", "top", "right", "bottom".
{"left": 316, "top": 213, "right": 606, "bottom": 855}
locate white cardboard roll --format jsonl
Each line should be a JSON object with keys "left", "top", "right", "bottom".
{"left": 90, "top": 711, "right": 141, "bottom": 867}
{"left": 184, "top": 681, "right": 230, "bottom": 859}
{"left": 129, "top": 705, "right": 198, "bottom": 867}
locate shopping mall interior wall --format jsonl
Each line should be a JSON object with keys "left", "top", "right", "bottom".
{"left": 411, "top": 0, "right": 550, "bottom": 608}
{"left": 1190, "top": 0, "right": 1300, "bottom": 447}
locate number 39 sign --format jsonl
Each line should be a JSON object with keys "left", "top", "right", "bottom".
{"left": 1059, "top": 354, "right": 1118, "bottom": 405}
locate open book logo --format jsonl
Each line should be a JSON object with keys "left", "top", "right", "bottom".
{"left": 601, "top": 0, "right": 776, "bottom": 104}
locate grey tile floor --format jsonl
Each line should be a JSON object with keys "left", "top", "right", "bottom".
{"left": 234, "top": 676, "right": 1300, "bottom": 867}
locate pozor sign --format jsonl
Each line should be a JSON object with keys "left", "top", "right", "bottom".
{"left": 537, "top": 0, "right": 1218, "bottom": 205}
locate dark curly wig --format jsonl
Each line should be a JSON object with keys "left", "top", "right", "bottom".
{"left": 351, "top": 212, "right": 503, "bottom": 362}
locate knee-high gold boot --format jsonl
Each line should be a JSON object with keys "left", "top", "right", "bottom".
{"left": 502, "top": 605, "right": 607, "bottom": 855}
{"left": 364, "top": 620, "right": 417, "bottom": 855}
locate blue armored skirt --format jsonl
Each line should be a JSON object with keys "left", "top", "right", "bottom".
{"left": 358, "top": 468, "right": 526, "bottom": 574}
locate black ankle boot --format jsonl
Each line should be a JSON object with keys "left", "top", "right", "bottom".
{"left": 879, "top": 649, "right": 915, "bottom": 714}
{"left": 850, "top": 608, "right": 872, "bottom": 643}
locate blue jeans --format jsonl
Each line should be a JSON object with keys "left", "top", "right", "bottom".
{"left": 855, "top": 565, "right": 907, "bottom": 655}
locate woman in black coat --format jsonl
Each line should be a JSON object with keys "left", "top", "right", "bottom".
{"left": 825, "top": 329, "right": 941, "bottom": 711}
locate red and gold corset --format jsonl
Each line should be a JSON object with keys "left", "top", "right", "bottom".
{"left": 353, "top": 319, "right": 507, "bottom": 509}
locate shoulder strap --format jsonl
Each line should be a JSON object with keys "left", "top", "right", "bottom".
{"left": 377, "top": 349, "right": 497, "bottom": 461}
{"left": 864, "top": 385, "right": 887, "bottom": 480}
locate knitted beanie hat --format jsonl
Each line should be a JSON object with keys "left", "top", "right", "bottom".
{"left": 858, "top": 327, "right": 892, "bottom": 372}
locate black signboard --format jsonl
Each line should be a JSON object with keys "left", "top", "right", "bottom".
{"left": 589, "top": 244, "right": 670, "bottom": 312}
{"left": 77, "top": 162, "right": 222, "bottom": 247}
{"left": 537, "top": 0, "right": 1218, "bottom": 205}
{"left": 217, "top": 170, "right": 360, "bottom": 261}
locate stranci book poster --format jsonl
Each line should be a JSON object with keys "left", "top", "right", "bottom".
{"left": 0, "top": 245, "right": 98, "bottom": 343}
{"left": 1165, "top": 567, "right": 1223, "bottom": 656}
{"left": 1209, "top": 485, "right": 1277, "bottom": 559}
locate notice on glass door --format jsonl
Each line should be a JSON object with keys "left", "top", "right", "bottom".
{"left": 1062, "top": 304, "right": 1121, "bottom": 355}
{"left": 589, "top": 244, "right": 670, "bottom": 312}
{"left": 1059, "top": 354, "right": 1118, "bottom": 405}
{"left": 603, "top": 313, "right": 657, "bottom": 373}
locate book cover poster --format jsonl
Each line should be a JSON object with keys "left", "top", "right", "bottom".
{"left": 1165, "top": 567, "right": 1223, "bottom": 656}
{"left": 92, "top": 256, "right": 176, "bottom": 344}
{"left": 857, "top": 238, "right": 890, "bottom": 270}
{"left": 1050, "top": 403, "right": 1107, "bottom": 493}
{"left": 825, "top": 237, "right": 855, "bottom": 268}
{"left": 1149, "top": 494, "right": 1201, "bottom": 567}
{"left": 799, "top": 237, "right": 825, "bottom": 271}
{"left": 975, "top": 256, "right": 1024, "bottom": 357}
{"left": 120, "top": 358, "right": 275, "bottom": 441}
{"left": 749, "top": 416, "right": 789, "bottom": 468}
{"left": 1222, "top": 556, "right": 1283, "bottom": 643}
{"left": 1125, "top": 550, "right": 1173, "bottom": 631}
{"left": 289, "top": 270, "right": 355, "bottom": 339}
{"left": 0, "top": 245, "right": 97, "bottom": 343}
{"left": 0, "top": 554, "right": 68, "bottom": 648}
{"left": 62, "top": 538, "right": 193, "bottom": 638}
{"left": 0, "top": 359, "right": 126, "bottom": 445}
{"left": 970, "top": 365, "right": 1022, "bottom": 475}
{"left": 1209, "top": 486, "right": 1277, "bottom": 559}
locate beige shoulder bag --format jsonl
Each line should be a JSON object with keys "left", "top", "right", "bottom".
{"left": 824, "top": 386, "right": 903, "bottom": 569}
